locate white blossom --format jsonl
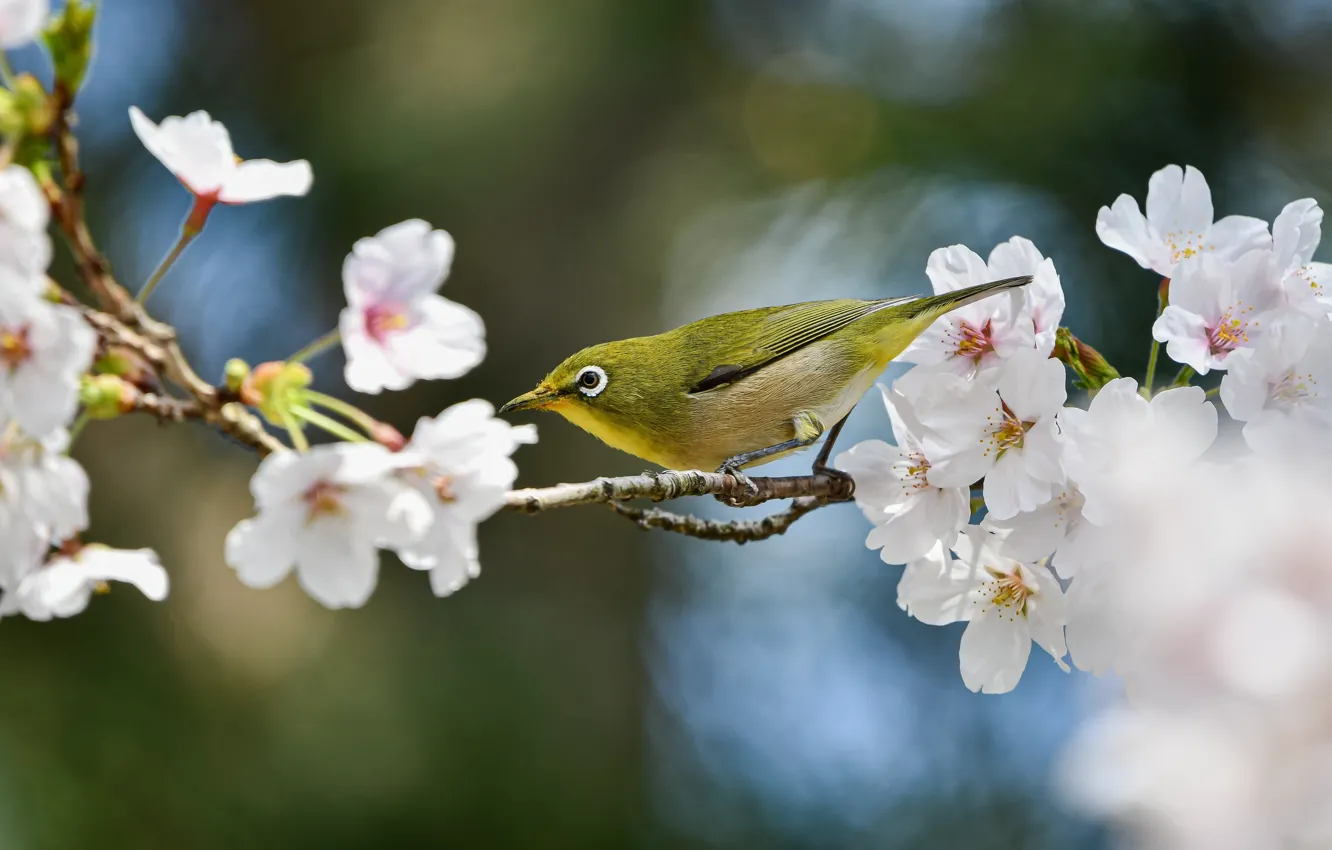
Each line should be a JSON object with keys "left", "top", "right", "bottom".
{"left": 903, "top": 347, "right": 1067, "bottom": 518}
{"left": 392, "top": 400, "right": 536, "bottom": 597}
{"left": 0, "top": 284, "right": 96, "bottom": 437}
{"left": 836, "top": 383, "right": 969, "bottom": 565}
{"left": 1, "top": 546, "right": 167, "bottom": 621}
{"left": 1220, "top": 313, "right": 1332, "bottom": 455}
{"left": 0, "top": 423, "right": 88, "bottom": 590}
{"left": 1096, "top": 164, "right": 1270, "bottom": 278}
{"left": 898, "top": 239, "right": 1048, "bottom": 376}
{"left": 0, "top": 0, "right": 47, "bottom": 50}
{"left": 0, "top": 165, "right": 52, "bottom": 277}
{"left": 896, "top": 526, "right": 1067, "bottom": 694}
{"left": 224, "top": 443, "right": 432, "bottom": 609}
{"left": 1153, "top": 250, "right": 1282, "bottom": 374}
{"left": 128, "top": 107, "right": 313, "bottom": 205}
{"left": 339, "top": 220, "right": 486, "bottom": 394}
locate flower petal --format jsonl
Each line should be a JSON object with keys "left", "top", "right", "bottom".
{"left": 959, "top": 608, "right": 1032, "bottom": 694}
{"left": 219, "top": 159, "right": 313, "bottom": 203}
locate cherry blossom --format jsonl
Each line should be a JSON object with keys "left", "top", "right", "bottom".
{"left": 895, "top": 526, "right": 1067, "bottom": 694}
{"left": 391, "top": 400, "right": 537, "bottom": 597}
{"left": 1, "top": 547, "right": 168, "bottom": 621}
{"left": 1153, "top": 251, "right": 1282, "bottom": 374}
{"left": 0, "top": 165, "right": 52, "bottom": 277}
{"left": 1096, "top": 164, "right": 1270, "bottom": 278}
{"left": 982, "top": 484, "right": 1100, "bottom": 577}
{"left": 0, "top": 0, "right": 47, "bottom": 50}
{"left": 0, "top": 284, "right": 97, "bottom": 437}
{"left": 339, "top": 220, "right": 486, "bottom": 394}
{"left": 897, "top": 240, "right": 1040, "bottom": 376}
{"left": 836, "top": 383, "right": 969, "bottom": 565}
{"left": 1219, "top": 314, "right": 1332, "bottom": 455}
{"left": 0, "top": 424, "right": 89, "bottom": 556}
{"left": 1270, "top": 198, "right": 1332, "bottom": 318}
{"left": 902, "top": 347, "right": 1067, "bottom": 518}
{"left": 128, "top": 107, "right": 313, "bottom": 218}
{"left": 224, "top": 444, "right": 432, "bottom": 609}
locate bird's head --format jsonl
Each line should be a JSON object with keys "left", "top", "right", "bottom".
{"left": 499, "top": 340, "right": 650, "bottom": 424}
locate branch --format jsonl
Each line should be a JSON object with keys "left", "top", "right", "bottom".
{"left": 505, "top": 469, "right": 854, "bottom": 543}
{"left": 81, "top": 309, "right": 283, "bottom": 455}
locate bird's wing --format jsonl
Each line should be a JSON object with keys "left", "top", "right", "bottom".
{"left": 686, "top": 297, "right": 914, "bottom": 394}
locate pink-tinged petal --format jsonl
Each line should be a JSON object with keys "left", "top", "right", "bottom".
{"left": 342, "top": 220, "right": 454, "bottom": 305}
{"left": 1097, "top": 195, "right": 1165, "bottom": 273}
{"left": 1153, "top": 305, "right": 1212, "bottom": 374}
{"left": 959, "top": 608, "right": 1032, "bottom": 694}
{"left": 1144, "top": 164, "right": 1186, "bottom": 228}
{"left": 1271, "top": 199, "right": 1322, "bottom": 277}
{"left": 924, "top": 244, "right": 990, "bottom": 294}
{"left": 340, "top": 306, "right": 409, "bottom": 394}
{"left": 390, "top": 296, "right": 485, "bottom": 381}
{"left": 1207, "top": 215, "right": 1272, "bottom": 262}
{"left": 219, "top": 159, "right": 313, "bottom": 204}
{"left": 225, "top": 515, "right": 297, "bottom": 589}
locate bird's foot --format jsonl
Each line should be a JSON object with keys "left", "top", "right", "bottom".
{"left": 715, "top": 462, "right": 760, "bottom": 506}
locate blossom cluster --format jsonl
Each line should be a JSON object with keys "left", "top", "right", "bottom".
{"left": 840, "top": 164, "right": 1332, "bottom": 694}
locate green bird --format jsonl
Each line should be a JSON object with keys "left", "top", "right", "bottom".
{"left": 499, "top": 275, "right": 1030, "bottom": 480}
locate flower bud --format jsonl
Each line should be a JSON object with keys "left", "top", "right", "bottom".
{"left": 369, "top": 421, "right": 406, "bottom": 452}
{"left": 94, "top": 345, "right": 153, "bottom": 386}
{"left": 241, "top": 361, "right": 313, "bottom": 425}
{"left": 224, "top": 358, "right": 250, "bottom": 393}
{"left": 1054, "top": 327, "right": 1121, "bottom": 392}
{"left": 42, "top": 0, "right": 97, "bottom": 96}
{"left": 79, "top": 374, "right": 138, "bottom": 420}
{"left": 12, "top": 74, "right": 54, "bottom": 136}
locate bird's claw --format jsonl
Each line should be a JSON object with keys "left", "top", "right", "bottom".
{"left": 716, "top": 463, "right": 760, "bottom": 506}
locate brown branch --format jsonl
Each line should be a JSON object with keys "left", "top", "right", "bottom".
{"left": 505, "top": 469, "right": 853, "bottom": 543}
{"left": 608, "top": 496, "right": 826, "bottom": 543}
{"left": 81, "top": 309, "right": 283, "bottom": 455}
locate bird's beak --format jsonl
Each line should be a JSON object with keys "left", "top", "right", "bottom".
{"left": 499, "top": 385, "right": 561, "bottom": 414}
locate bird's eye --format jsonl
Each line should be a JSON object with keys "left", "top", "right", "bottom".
{"left": 575, "top": 365, "right": 608, "bottom": 397}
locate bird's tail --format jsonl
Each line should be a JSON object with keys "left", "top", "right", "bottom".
{"left": 898, "top": 275, "right": 1032, "bottom": 322}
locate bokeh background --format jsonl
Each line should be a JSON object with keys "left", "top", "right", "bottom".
{"left": 6, "top": 0, "right": 1332, "bottom": 846}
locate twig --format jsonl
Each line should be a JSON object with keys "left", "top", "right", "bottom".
{"left": 608, "top": 496, "right": 826, "bottom": 543}
{"left": 81, "top": 309, "right": 283, "bottom": 455}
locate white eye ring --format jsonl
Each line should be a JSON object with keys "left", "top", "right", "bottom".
{"left": 575, "top": 365, "right": 608, "bottom": 397}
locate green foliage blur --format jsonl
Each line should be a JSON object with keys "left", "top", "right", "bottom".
{"left": 6, "top": 0, "right": 1330, "bottom": 847}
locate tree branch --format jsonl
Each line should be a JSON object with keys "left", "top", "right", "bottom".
{"left": 505, "top": 469, "right": 853, "bottom": 543}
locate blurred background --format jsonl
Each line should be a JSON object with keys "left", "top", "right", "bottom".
{"left": 6, "top": 0, "right": 1332, "bottom": 846}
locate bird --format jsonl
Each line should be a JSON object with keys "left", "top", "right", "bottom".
{"left": 499, "top": 275, "right": 1030, "bottom": 484}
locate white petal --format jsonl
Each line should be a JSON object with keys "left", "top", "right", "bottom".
{"left": 382, "top": 296, "right": 486, "bottom": 382}
{"left": 865, "top": 495, "right": 946, "bottom": 565}
{"left": 293, "top": 524, "right": 380, "bottom": 610}
{"left": 225, "top": 515, "right": 297, "bottom": 589}
{"left": 1147, "top": 386, "right": 1218, "bottom": 463}
{"left": 1153, "top": 305, "right": 1212, "bottom": 374}
{"left": 983, "top": 450, "right": 1054, "bottom": 521}
{"left": 924, "top": 244, "right": 990, "bottom": 294}
{"left": 1208, "top": 215, "right": 1272, "bottom": 262}
{"left": 0, "top": 0, "right": 47, "bottom": 49}
{"left": 982, "top": 498, "right": 1067, "bottom": 564}
{"left": 342, "top": 219, "right": 454, "bottom": 305}
{"left": 959, "top": 608, "right": 1032, "bottom": 694}
{"left": 1271, "top": 199, "right": 1322, "bottom": 277}
{"left": 897, "top": 542, "right": 974, "bottom": 625}
{"left": 129, "top": 107, "right": 235, "bottom": 195}
{"left": 77, "top": 547, "right": 169, "bottom": 601}
{"left": 340, "top": 306, "right": 405, "bottom": 394}
{"left": 1096, "top": 194, "right": 1166, "bottom": 273}
{"left": 219, "top": 159, "right": 313, "bottom": 203}
{"left": 995, "top": 347, "right": 1067, "bottom": 418}
{"left": 0, "top": 165, "right": 52, "bottom": 275}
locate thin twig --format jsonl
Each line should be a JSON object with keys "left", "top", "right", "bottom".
{"left": 608, "top": 496, "right": 826, "bottom": 543}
